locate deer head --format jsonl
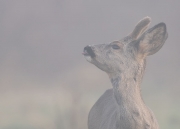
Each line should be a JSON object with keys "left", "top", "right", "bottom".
{"left": 83, "top": 17, "right": 168, "bottom": 79}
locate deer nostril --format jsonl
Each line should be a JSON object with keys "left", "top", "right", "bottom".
{"left": 84, "top": 46, "right": 96, "bottom": 58}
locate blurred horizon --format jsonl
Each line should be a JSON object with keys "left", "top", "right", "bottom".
{"left": 0, "top": 0, "right": 179, "bottom": 129}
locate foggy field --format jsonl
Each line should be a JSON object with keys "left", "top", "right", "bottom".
{"left": 0, "top": 0, "right": 180, "bottom": 129}
{"left": 0, "top": 84, "right": 179, "bottom": 129}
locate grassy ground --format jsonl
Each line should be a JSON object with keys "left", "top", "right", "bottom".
{"left": 0, "top": 87, "right": 179, "bottom": 129}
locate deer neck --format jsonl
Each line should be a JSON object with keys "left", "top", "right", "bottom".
{"left": 108, "top": 60, "right": 146, "bottom": 106}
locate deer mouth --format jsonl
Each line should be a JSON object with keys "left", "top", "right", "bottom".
{"left": 83, "top": 46, "right": 96, "bottom": 58}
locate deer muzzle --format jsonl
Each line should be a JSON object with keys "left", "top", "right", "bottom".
{"left": 83, "top": 46, "right": 96, "bottom": 58}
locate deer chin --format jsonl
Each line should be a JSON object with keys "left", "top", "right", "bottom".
{"left": 84, "top": 55, "right": 92, "bottom": 62}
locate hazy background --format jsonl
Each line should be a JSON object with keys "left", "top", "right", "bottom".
{"left": 0, "top": 0, "right": 179, "bottom": 129}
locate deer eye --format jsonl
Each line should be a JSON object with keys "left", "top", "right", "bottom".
{"left": 111, "top": 44, "right": 120, "bottom": 49}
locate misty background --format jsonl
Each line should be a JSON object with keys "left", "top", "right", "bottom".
{"left": 0, "top": 0, "right": 179, "bottom": 129}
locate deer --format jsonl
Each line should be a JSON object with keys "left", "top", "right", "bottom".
{"left": 83, "top": 17, "right": 168, "bottom": 129}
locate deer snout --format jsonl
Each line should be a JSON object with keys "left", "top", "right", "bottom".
{"left": 83, "top": 45, "right": 96, "bottom": 58}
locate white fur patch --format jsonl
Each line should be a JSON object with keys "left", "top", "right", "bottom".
{"left": 84, "top": 56, "right": 92, "bottom": 62}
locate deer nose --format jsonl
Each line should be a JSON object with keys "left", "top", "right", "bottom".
{"left": 83, "top": 45, "right": 96, "bottom": 58}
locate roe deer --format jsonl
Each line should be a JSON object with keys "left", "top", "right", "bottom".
{"left": 83, "top": 17, "right": 168, "bottom": 129}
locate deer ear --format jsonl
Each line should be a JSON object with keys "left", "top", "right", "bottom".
{"left": 129, "top": 16, "right": 151, "bottom": 40}
{"left": 137, "top": 22, "right": 168, "bottom": 56}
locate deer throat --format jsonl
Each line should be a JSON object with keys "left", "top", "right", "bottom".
{"left": 110, "top": 74, "right": 144, "bottom": 106}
